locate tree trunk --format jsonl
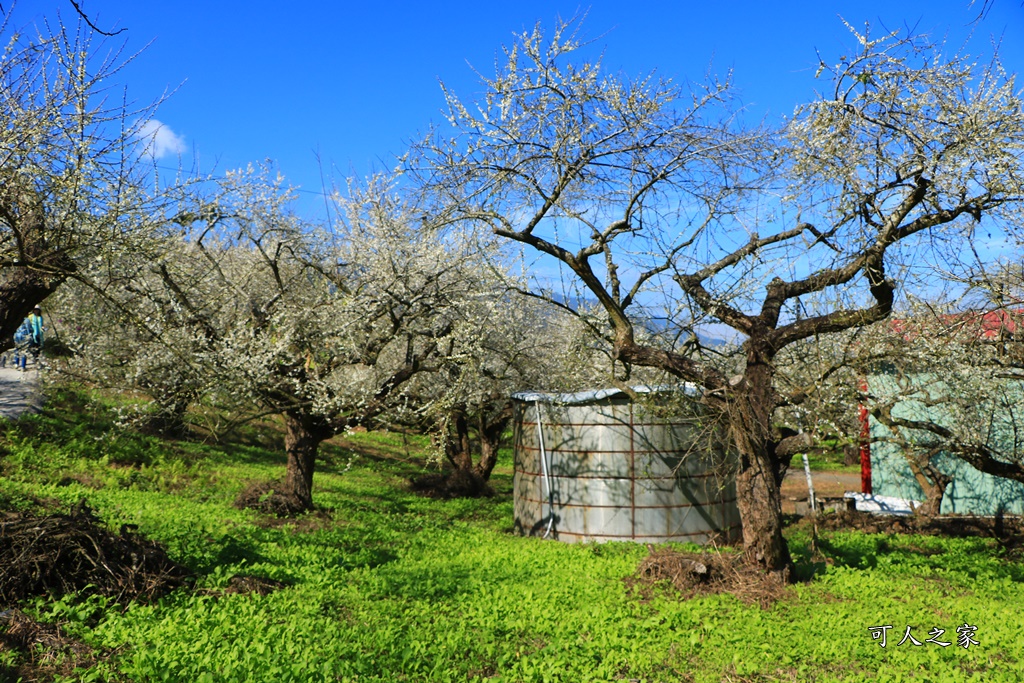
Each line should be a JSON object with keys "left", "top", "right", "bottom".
{"left": 283, "top": 411, "right": 332, "bottom": 511}
{"left": 906, "top": 450, "right": 950, "bottom": 517}
{"left": 729, "top": 349, "right": 792, "bottom": 576}
{"left": 732, "top": 430, "right": 791, "bottom": 574}
{"left": 444, "top": 410, "right": 473, "bottom": 471}
{"left": 474, "top": 412, "right": 510, "bottom": 481}
{"left": 144, "top": 400, "right": 190, "bottom": 436}
{"left": 0, "top": 186, "right": 74, "bottom": 341}
{"left": 145, "top": 380, "right": 195, "bottom": 436}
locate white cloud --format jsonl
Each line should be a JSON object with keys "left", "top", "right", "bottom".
{"left": 136, "top": 119, "right": 186, "bottom": 159}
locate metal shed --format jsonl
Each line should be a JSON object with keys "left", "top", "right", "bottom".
{"left": 512, "top": 388, "right": 741, "bottom": 544}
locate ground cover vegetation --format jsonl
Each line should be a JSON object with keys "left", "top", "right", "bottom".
{"left": 1, "top": 389, "right": 1023, "bottom": 682}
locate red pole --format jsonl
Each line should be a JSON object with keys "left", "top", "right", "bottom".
{"left": 858, "top": 377, "right": 872, "bottom": 494}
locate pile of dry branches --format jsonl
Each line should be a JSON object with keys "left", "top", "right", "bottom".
{"left": 631, "top": 548, "right": 789, "bottom": 609}
{"left": 0, "top": 501, "right": 190, "bottom": 606}
{"left": 0, "top": 608, "right": 98, "bottom": 681}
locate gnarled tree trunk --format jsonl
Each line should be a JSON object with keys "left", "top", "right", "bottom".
{"left": 728, "top": 347, "right": 791, "bottom": 576}
{"left": 443, "top": 409, "right": 473, "bottom": 471}
{"left": 475, "top": 414, "right": 508, "bottom": 480}
{"left": 0, "top": 186, "right": 74, "bottom": 342}
{"left": 442, "top": 405, "right": 512, "bottom": 482}
{"left": 907, "top": 449, "right": 951, "bottom": 517}
{"left": 283, "top": 411, "right": 334, "bottom": 511}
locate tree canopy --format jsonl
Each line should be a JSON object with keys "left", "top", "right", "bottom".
{"left": 0, "top": 13, "right": 177, "bottom": 340}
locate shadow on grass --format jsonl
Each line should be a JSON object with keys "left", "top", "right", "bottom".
{"left": 790, "top": 558, "right": 829, "bottom": 583}
{"left": 786, "top": 522, "right": 1024, "bottom": 584}
{"left": 213, "top": 536, "right": 271, "bottom": 568}
{"left": 372, "top": 563, "right": 483, "bottom": 601}
{"left": 3, "top": 388, "right": 273, "bottom": 473}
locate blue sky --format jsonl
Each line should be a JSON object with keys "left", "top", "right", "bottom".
{"left": 6, "top": 0, "right": 1024, "bottom": 220}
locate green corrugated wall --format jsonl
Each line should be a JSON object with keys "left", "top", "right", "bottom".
{"left": 868, "top": 372, "right": 1024, "bottom": 515}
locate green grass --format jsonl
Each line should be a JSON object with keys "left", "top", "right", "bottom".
{"left": 2, "top": 389, "right": 1023, "bottom": 681}
{"left": 802, "top": 439, "right": 862, "bottom": 473}
{"left": 805, "top": 455, "right": 861, "bottom": 473}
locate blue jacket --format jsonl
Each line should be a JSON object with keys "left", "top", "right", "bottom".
{"left": 28, "top": 313, "right": 43, "bottom": 346}
{"left": 15, "top": 314, "right": 43, "bottom": 346}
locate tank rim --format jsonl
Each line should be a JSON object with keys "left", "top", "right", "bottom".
{"left": 511, "top": 384, "right": 698, "bottom": 406}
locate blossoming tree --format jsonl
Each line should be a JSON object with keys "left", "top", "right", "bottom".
{"left": 412, "top": 18, "right": 1024, "bottom": 573}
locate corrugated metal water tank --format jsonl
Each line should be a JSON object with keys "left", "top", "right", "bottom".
{"left": 512, "top": 388, "right": 741, "bottom": 544}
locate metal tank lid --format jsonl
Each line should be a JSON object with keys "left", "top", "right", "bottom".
{"left": 510, "top": 384, "right": 697, "bottom": 405}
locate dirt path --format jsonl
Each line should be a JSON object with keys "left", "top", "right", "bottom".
{"left": 0, "top": 367, "right": 43, "bottom": 421}
{"left": 781, "top": 467, "right": 864, "bottom": 514}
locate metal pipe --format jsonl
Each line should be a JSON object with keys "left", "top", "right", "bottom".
{"left": 535, "top": 401, "right": 555, "bottom": 538}
{"left": 802, "top": 451, "right": 816, "bottom": 513}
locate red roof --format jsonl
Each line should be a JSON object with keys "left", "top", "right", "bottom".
{"left": 886, "top": 308, "right": 1023, "bottom": 341}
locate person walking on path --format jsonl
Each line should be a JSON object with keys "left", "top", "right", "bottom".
{"left": 5, "top": 305, "right": 44, "bottom": 370}
{"left": 27, "top": 305, "right": 44, "bottom": 362}
{"left": 0, "top": 309, "right": 45, "bottom": 415}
